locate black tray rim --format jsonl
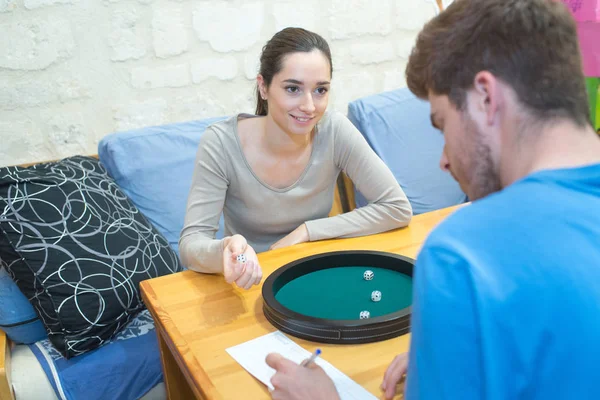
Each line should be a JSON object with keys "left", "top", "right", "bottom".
{"left": 261, "top": 250, "right": 415, "bottom": 344}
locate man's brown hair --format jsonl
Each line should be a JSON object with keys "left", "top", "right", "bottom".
{"left": 406, "top": 0, "right": 590, "bottom": 127}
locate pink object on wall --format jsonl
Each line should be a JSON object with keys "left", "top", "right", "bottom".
{"left": 562, "top": 0, "right": 600, "bottom": 22}
{"left": 577, "top": 22, "right": 600, "bottom": 76}
{"left": 562, "top": 1, "right": 600, "bottom": 76}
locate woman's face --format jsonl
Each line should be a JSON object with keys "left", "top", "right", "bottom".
{"left": 259, "top": 50, "right": 331, "bottom": 136}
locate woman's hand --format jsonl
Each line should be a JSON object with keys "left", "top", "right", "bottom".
{"left": 381, "top": 352, "right": 409, "bottom": 399}
{"left": 269, "top": 224, "right": 309, "bottom": 251}
{"left": 223, "top": 234, "right": 263, "bottom": 289}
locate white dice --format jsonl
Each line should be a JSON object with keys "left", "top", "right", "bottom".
{"left": 371, "top": 290, "right": 382, "bottom": 302}
{"left": 359, "top": 310, "right": 370, "bottom": 319}
{"left": 236, "top": 254, "right": 247, "bottom": 263}
{"left": 363, "top": 270, "right": 374, "bottom": 281}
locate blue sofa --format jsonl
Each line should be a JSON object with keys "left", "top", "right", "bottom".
{"left": 348, "top": 88, "right": 467, "bottom": 214}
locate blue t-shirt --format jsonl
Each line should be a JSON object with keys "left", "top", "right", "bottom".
{"left": 406, "top": 164, "right": 600, "bottom": 399}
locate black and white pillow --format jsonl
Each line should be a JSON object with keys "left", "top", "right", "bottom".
{"left": 0, "top": 156, "right": 181, "bottom": 358}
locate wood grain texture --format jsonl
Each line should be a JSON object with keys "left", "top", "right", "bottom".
{"left": 0, "top": 329, "right": 14, "bottom": 400}
{"left": 141, "top": 284, "right": 219, "bottom": 400}
{"left": 156, "top": 326, "right": 204, "bottom": 400}
{"left": 141, "top": 204, "right": 466, "bottom": 400}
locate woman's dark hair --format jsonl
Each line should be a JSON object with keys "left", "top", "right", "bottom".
{"left": 255, "top": 28, "right": 332, "bottom": 116}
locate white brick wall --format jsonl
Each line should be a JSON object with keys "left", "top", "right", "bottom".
{"left": 329, "top": 0, "right": 394, "bottom": 39}
{"left": 350, "top": 41, "right": 396, "bottom": 65}
{"left": 0, "top": 0, "right": 437, "bottom": 166}
{"left": 273, "top": 0, "right": 319, "bottom": 32}
{"left": 0, "top": 19, "right": 75, "bottom": 70}
{"left": 152, "top": 5, "right": 188, "bottom": 58}
{"left": 192, "top": 3, "right": 264, "bottom": 52}
{"left": 109, "top": 5, "right": 146, "bottom": 62}
{"left": 0, "top": 0, "right": 16, "bottom": 12}
{"left": 24, "top": 0, "right": 77, "bottom": 10}
{"left": 131, "top": 64, "right": 190, "bottom": 89}
{"left": 191, "top": 56, "right": 238, "bottom": 82}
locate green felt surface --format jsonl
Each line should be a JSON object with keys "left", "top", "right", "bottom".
{"left": 275, "top": 266, "right": 412, "bottom": 320}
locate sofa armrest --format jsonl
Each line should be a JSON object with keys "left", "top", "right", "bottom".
{"left": 0, "top": 329, "right": 15, "bottom": 400}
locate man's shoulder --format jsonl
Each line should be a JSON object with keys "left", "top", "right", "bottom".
{"left": 429, "top": 195, "right": 503, "bottom": 234}
{"left": 424, "top": 190, "right": 529, "bottom": 252}
{"left": 430, "top": 168, "right": 591, "bottom": 244}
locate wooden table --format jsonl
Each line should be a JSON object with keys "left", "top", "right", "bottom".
{"left": 140, "top": 205, "right": 464, "bottom": 400}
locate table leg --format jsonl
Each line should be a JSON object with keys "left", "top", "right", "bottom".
{"left": 156, "top": 328, "right": 199, "bottom": 400}
{"left": 0, "top": 330, "right": 15, "bottom": 400}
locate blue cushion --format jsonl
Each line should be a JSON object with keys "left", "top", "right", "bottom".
{"left": 98, "top": 118, "right": 228, "bottom": 255}
{"left": 29, "top": 310, "right": 161, "bottom": 400}
{"left": 0, "top": 266, "right": 47, "bottom": 344}
{"left": 348, "top": 88, "right": 467, "bottom": 215}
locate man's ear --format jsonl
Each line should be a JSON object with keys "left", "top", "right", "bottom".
{"left": 473, "top": 71, "right": 501, "bottom": 126}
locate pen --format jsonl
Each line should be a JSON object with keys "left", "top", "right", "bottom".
{"left": 301, "top": 348, "right": 321, "bottom": 367}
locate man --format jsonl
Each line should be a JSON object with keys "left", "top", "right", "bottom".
{"left": 266, "top": 0, "right": 600, "bottom": 398}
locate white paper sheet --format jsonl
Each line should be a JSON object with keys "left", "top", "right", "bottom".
{"left": 226, "top": 331, "right": 377, "bottom": 400}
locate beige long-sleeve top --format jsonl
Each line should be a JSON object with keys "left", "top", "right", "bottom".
{"left": 179, "top": 111, "right": 412, "bottom": 273}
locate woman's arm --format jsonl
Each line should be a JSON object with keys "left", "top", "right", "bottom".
{"left": 305, "top": 112, "right": 412, "bottom": 241}
{"left": 179, "top": 128, "right": 230, "bottom": 273}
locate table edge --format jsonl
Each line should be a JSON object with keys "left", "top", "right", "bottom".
{"left": 141, "top": 280, "right": 222, "bottom": 400}
{"left": 139, "top": 204, "right": 468, "bottom": 398}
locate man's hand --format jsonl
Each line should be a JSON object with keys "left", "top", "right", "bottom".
{"left": 266, "top": 353, "right": 340, "bottom": 400}
{"left": 269, "top": 224, "right": 309, "bottom": 251}
{"left": 381, "top": 352, "right": 409, "bottom": 399}
{"left": 223, "top": 234, "right": 262, "bottom": 289}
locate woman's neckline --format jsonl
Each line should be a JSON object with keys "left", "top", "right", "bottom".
{"left": 232, "top": 113, "right": 320, "bottom": 193}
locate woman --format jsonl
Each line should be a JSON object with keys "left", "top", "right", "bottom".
{"left": 179, "top": 28, "right": 412, "bottom": 289}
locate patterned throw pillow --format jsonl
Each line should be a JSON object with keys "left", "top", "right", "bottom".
{"left": 0, "top": 156, "right": 181, "bottom": 358}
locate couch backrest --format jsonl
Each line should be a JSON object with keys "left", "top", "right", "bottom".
{"left": 348, "top": 88, "right": 467, "bottom": 215}
{"left": 98, "top": 118, "right": 227, "bottom": 255}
